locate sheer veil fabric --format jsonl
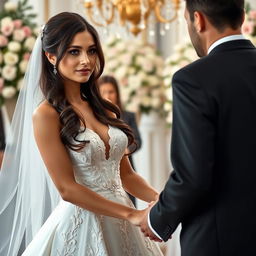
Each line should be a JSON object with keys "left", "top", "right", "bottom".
{"left": 0, "top": 37, "right": 60, "bottom": 256}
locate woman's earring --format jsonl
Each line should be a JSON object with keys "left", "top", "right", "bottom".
{"left": 53, "top": 64, "right": 57, "bottom": 75}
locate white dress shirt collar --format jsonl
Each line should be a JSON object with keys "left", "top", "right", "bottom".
{"left": 207, "top": 34, "right": 246, "bottom": 54}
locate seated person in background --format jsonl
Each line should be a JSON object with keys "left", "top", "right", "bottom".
{"left": 98, "top": 75, "right": 142, "bottom": 206}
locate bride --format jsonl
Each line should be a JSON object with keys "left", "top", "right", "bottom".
{"left": 0, "top": 12, "right": 163, "bottom": 255}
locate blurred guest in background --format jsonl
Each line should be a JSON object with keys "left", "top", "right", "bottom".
{"left": 0, "top": 109, "right": 6, "bottom": 168}
{"left": 99, "top": 75, "right": 142, "bottom": 206}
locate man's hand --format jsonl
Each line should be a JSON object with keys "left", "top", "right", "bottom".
{"left": 138, "top": 205, "right": 162, "bottom": 242}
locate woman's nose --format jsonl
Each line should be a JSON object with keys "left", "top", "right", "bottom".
{"left": 80, "top": 52, "right": 89, "bottom": 64}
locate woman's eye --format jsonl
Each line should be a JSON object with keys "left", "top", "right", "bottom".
{"left": 88, "top": 48, "right": 97, "bottom": 55}
{"left": 68, "top": 49, "right": 79, "bottom": 55}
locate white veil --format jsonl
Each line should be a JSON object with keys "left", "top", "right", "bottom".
{"left": 0, "top": 36, "right": 60, "bottom": 256}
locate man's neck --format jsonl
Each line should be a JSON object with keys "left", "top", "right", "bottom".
{"left": 205, "top": 27, "right": 242, "bottom": 54}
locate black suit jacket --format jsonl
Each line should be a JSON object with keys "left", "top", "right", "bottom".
{"left": 150, "top": 39, "right": 256, "bottom": 256}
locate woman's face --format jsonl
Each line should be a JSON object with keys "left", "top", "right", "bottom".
{"left": 58, "top": 30, "right": 98, "bottom": 85}
{"left": 99, "top": 82, "right": 118, "bottom": 104}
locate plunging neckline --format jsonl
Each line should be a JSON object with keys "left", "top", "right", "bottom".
{"left": 85, "top": 125, "right": 112, "bottom": 161}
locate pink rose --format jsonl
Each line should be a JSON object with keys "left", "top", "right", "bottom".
{"left": 13, "top": 19, "right": 23, "bottom": 28}
{"left": 1, "top": 24, "right": 14, "bottom": 36}
{"left": 23, "top": 52, "right": 31, "bottom": 60}
{"left": 13, "top": 29, "right": 26, "bottom": 42}
{"left": 0, "top": 34, "right": 8, "bottom": 47}
{"left": 242, "top": 21, "right": 254, "bottom": 35}
{"left": 249, "top": 10, "right": 256, "bottom": 20}
{"left": 22, "top": 26, "right": 32, "bottom": 37}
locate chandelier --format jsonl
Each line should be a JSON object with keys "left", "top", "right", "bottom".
{"left": 83, "top": 0, "right": 181, "bottom": 36}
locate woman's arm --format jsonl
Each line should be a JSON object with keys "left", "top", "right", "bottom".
{"left": 33, "top": 103, "right": 144, "bottom": 222}
{"left": 120, "top": 156, "right": 159, "bottom": 203}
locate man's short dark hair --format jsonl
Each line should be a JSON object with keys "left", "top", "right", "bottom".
{"left": 186, "top": 0, "right": 244, "bottom": 31}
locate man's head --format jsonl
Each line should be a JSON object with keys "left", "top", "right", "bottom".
{"left": 185, "top": 0, "right": 245, "bottom": 57}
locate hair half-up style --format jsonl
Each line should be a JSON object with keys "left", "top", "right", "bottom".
{"left": 40, "top": 12, "right": 136, "bottom": 152}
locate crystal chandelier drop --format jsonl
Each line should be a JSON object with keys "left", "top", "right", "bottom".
{"left": 82, "top": 0, "right": 181, "bottom": 36}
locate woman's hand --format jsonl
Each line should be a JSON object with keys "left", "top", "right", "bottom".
{"left": 127, "top": 201, "right": 156, "bottom": 226}
{"left": 127, "top": 208, "right": 149, "bottom": 226}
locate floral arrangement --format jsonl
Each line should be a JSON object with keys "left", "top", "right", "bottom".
{"left": 163, "top": 41, "right": 198, "bottom": 125}
{"left": 0, "top": 0, "right": 37, "bottom": 106}
{"left": 242, "top": 3, "right": 256, "bottom": 45}
{"left": 103, "top": 36, "right": 168, "bottom": 119}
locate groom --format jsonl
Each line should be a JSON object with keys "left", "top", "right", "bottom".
{"left": 0, "top": 109, "right": 5, "bottom": 168}
{"left": 138, "top": 0, "right": 256, "bottom": 255}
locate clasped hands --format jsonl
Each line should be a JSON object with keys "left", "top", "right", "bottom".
{"left": 129, "top": 201, "right": 164, "bottom": 242}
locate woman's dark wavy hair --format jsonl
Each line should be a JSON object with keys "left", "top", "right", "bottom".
{"left": 40, "top": 12, "right": 135, "bottom": 152}
{"left": 186, "top": 0, "right": 244, "bottom": 32}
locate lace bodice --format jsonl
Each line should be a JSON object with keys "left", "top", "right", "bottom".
{"left": 68, "top": 126, "right": 128, "bottom": 195}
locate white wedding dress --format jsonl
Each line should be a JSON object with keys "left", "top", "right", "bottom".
{"left": 22, "top": 125, "right": 163, "bottom": 256}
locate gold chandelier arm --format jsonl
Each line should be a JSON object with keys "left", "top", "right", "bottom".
{"left": 84, "top": 2, "right": 105, "bottom": 27}
{"left": 154, "top": 0, "right": 180, "bottom": 23}
{"left": 97, "top": 0, "right": 115, "bottom": 25}
{"left": 84, "top": 1, "right": 114, "bottom": 27}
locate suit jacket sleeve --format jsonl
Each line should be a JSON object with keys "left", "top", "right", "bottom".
{"left": 150, "top": 68, "right": 216, "bottom": 241}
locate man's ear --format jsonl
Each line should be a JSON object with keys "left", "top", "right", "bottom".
{"left": 45, "top": 52, "right": 57, "bottom": 66}
{"left": 194, "top": 11, "right": 206, "bottom": 33}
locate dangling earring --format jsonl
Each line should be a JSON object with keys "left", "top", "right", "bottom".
{"left": 53, "top": 64, "right": 57, "bottom": 75}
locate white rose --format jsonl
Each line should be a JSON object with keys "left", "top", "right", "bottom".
{"left": 136, "top": 71, "right": 147, "bottom": 82}
{"left": 151, "top": 97, "right": 161, "bottom": 108}
{"left": 2, "top": 86, "right": 16, "bottom": 98}
{"left": 166, "top": 87, "right": 173, "bottom": 101}
{"left": 128, "top": 67, "right": 136, "bottom": 75}
{"left": 120, "top": 86, "right": 131, "bottom": 103}
{"left": 13, "top": 29, "right": 26, "bottom": 42}
{"left": 155, "top": 56, "right": 164, "bottom": 66}
{"left": 163, "top": 65, "right": 173, "bottom": 77}
{"left": 136, "top": 87, "right": 148, "bottom": 97}
{"left": 107, "top": 47, "right": 119, "bottom": 57}
{"left": 4, "top": 2, "right": 18, "bottom": 12}
{"left": 8, "top": 41, "right": 21, "bottom": 52}
{"left": 126, "top": 97, "right": 140, "bottom": 113}
{"left": 119, "top": 53, "right": 132, "bottom": 65}
{"left": 146, "top": 75, "right": 159, "bottom": 86}
{"left": 135, "top": 56, "right": 145, "bottom": 67}
{"left": 1, "top": 20, "right": 14, "bottom": 36}
{"left": 141, "top": 96, "right": 151, "bottom": 107}
{"left": 4, "top": 52, "right": 19, "bottom": 65}
{"left": 2, "top": 65, "right": 17, "bottom": 81}
{"left": 115, "top": 41, "right": 126, "bottom": 52}
{"left": 19, "top": 60, "right": 28, "bottom": 73}
{"left": 164, "top": 102, "right": 172, "bottom": 111}
{"left": 142, "top": 61, "right": 154, "bottom": 73}
{"left": 1, "top": 17, "right": 13, "bottom": 27}
{"left": 24, "top": 36, "right": 36, "bottom": 51}
{"left": 17, "top": 78, "right": 24, "bottom": 90}
{"left": 107, "top": 59, "right": 119, "bottom": 70}
{"left": 128, "top": 75, "right": 141, "bottom": 90}
{"left": 164, "top": 76, "right": 172, "bottom": 87}
{"left": 115, "top": 66, "right": 127, "bottom": 80}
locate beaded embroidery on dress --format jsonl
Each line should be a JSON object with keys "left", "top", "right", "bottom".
{"left": 22, "top": 126, "right": 163, "bottom": 256}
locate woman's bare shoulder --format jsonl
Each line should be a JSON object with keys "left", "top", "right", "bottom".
{"left": 33, "top": 100, "right": 59, "bottom": 127}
